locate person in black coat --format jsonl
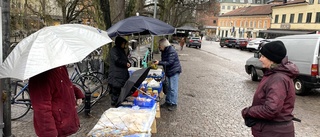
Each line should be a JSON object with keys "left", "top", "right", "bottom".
{"left": 107, "top": 36, "right": 131, "bottom": 106}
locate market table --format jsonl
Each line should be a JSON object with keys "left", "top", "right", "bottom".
{"left": 87, "top": 103, "right": 159, "bottom": 137}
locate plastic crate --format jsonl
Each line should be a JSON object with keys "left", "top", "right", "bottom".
{"left": 133, "top": 94, "right": 156, "bottom": 108}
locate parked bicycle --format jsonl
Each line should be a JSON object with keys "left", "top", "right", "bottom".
{"left": 10, "top": 80, "right": 31, "bottom": 120}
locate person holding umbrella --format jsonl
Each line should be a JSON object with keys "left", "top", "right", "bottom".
{"left": 28, "top": 66, "right": 85, "bottom": 137}
{"left": 154, "top": 38, "right": 182, "bottom": 111}
{"left": 107, "top": 36, "right": 131, "bottom": 106}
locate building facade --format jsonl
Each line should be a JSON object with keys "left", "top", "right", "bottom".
{"left": 217, "top": 5, "right": 273, "bottom": 38}
{"left": 261, "top": 0, "right": 320, "bottom": 38}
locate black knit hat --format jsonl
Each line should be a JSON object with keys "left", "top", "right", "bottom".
{"left": 115, "top": 36, "right": 128, "bottom": 47}
{"left": 260, "top": 40, "right": 287, "bottom": 64}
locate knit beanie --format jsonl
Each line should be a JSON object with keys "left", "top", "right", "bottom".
{"left": 259, "top": 40, "right": 287, "bottom": 64}
{"left": 115, "top": 36, "right": 128, "bottom": 47}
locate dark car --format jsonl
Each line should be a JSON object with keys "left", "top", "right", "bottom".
{"left": 234, "top": 39, "right": 249, "bottom": 50}
{"left": 187, "top": 37, "right": 201, "bottom": 49}
{"left": 219, "top": 37, "right": 235, "bottom": 48}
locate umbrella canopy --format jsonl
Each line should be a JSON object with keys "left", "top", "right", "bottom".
{"left": 0, "top": 24, "right": 112, "bottom": 80}
{"left": 116, "top": 67, "right": 150, "bottom": 106}
{"left": 107, "top": 16, "right": 175, "bottom": 37}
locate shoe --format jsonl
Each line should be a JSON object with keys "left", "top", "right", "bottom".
{"left": 168, "top": 104, "right": 177, "bottom": 111}
{"left": 160, "top": 102, "right": 171, "bottom": 108}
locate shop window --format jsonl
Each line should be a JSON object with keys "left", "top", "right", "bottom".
{"left": 298, "top": 13, "right": 303, "bottom": 23}
{"left": 290, "top": 14, "right": 295, "bottom": 23}
{"left": 306, "top": 13, "right": 312, "bottom": 23}
{"left": 274, "top": 15, "right": 279, "bottom": 23}
{"left": 227, "top": 6, "right": 230, "bottom": 10}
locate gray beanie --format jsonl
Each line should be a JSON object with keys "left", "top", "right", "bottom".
{"left": 260, "top": 40, "right": 287, "bottom": 64}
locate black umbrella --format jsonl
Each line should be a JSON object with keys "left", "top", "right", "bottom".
{"left": 116, "top": 67, "right": 151, "bottom": 106}
{"left": 107, "top": 16, "right": 175, "bottom": 37}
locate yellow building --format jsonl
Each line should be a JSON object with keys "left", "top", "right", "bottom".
{"left": 217, "top": 5, "right": 273, "bottom": 38}
{"left": 261, "top": 0, "right": 320, "bottom": 38}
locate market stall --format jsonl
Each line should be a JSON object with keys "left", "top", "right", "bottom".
{"left": 87, "top": 67, "right": 164, "bottom": 137}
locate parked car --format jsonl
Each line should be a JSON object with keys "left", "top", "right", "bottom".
{"left": 187, "top": 37, "right": 201, "bottom": 49}
{"left": 245, "top": 34, "right": 320, "bottom": 95}
{"left": 234, "top": 39, "right": 248, "bottom": 50}
{"left": 219, "top": 37, "right": 235, "bottom": 48}
{"left": 246, "top": 38, "right": 266, "bottom": 52}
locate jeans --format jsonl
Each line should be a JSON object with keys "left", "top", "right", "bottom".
{"left": 166, "top": 73, "right": 180, "bottom": 105}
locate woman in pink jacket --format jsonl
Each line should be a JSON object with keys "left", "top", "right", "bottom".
{"left": 242, "top": 41, "right": 299, "bottom": 137}
{"left": 29, "top": 66, "right": 84, "bottom": 137}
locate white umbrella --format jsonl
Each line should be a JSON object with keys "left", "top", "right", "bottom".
{"left": 0, "top": 24, "right": 112, "bottom": 80}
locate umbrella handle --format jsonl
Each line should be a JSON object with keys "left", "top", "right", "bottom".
{"left": 133, "top": 86, "right": 156, "bottom": 100}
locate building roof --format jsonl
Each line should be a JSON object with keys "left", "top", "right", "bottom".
{"left": 219, "top": 4, "right": 273, "bottom": 17}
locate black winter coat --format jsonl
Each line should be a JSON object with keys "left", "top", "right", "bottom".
{"left": 159, "top": 45, "right": 182, "bottom": 77}
{"left": 107, "top": 45, "right": 130, "bottom": 88}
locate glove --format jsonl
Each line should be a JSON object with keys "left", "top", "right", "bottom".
{"left": 76, "top": 99, "right": 83, "bottom": 106}
{"left": 245, "top": 117, "right": 257, "bottom": 127}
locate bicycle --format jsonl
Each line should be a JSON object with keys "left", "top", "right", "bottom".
{"left": 10, "top": 80, "right": 31, "bottom": 120}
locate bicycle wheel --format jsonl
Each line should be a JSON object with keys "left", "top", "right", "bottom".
{"left": 90, "top": 72, "right": 106, "bottom": 83}
{"left": 128, "top": 57, "right": 138, "bottom": 67}
{"left": 72, "top": 82, "right": 85, "bottom": 113}
{"left": 76, "top": 74, "right": 103, "bottom": 105}
{"left": 11, "top": 83, "right": 31, "bottom": 120}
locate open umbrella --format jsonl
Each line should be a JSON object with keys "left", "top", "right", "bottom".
{"left": 0, "top": 24, "right": 112, "bottom": 80}
{"left": 107, "top": 16, "right": 175, "bottom": 37}
{"left": 116, "top": 67, "right": 150, "bottom": 106}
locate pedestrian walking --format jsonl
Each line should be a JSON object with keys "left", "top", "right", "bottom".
{"left": 179, "top": 37, "right": 185, "bottom": 51}
{"left": 107, "top": 36, "right": 131, "bottom": 106}
{"left": 28, "top": 66, "right": 85, "bottom": 137}
{"left": 154, "top": 38, "right": 182, "bottom": 111}
{"left": 241, "top": 41, "right": 299, "bottom": 137}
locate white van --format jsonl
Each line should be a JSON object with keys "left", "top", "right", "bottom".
{"left": 245, "top": 34, "right": 320, "bottom": 95}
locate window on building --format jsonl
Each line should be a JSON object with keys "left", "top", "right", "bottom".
{"left": 240, "top": 0, "right": 245, "bottom": 3}
{"left": 309, "top": 0, "right": 314, "bottom": 4}
{"left": 254, "top": 21, "right": 256, "bottom": 28}
{"left": 227, "top": 6, "right": 230, "bottom": 10}
{"left": 245, "top": 21, "right": 248, "bottom": 27}
{"left": 298, "top": 13, "right": 303, "bottom": 23}
{"left": 213, "top": 20, "right": 217, "bottom": 24}
{"left": 222, "top": 6, "right": 225, "bottom": 9}
{"left": 275, "top": 15, "right": 279, "bottom": 23}
{"left": 316, "top": 12, "right": 320, "bottom": 23}
{"left": 306, "top": 13, "right": 312, "bottom": 23}
{"left": 233, "top": 0, "right": 236, "bottom": 2}
{"left": 258, "top": 21, "right": 262, "bottom": 28}
{"left": 264, "top": 20, "right": 267, "bottom": 28}
{"left": 233, "top": 6, "right": 236, "bottom": 10}
{"left": 290, "top": 14, "right": 295, "bottom": 23}
{"left": 248, "top": 0, "right": 253, "bottom": 3}
{"left": 282, "top": 14, "right": 286, "bottom": 23}
{"left": 250, "top": 21, "right": 253, "bottom": 27}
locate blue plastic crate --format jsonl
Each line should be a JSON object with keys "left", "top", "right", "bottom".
{"left": 133, "top": 94, "right": 156, "bottom": 108}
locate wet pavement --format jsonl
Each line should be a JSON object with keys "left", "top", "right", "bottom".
{"left": 10, "top": 38, "right": 320, "bottom": 137}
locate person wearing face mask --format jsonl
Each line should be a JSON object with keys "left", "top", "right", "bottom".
{"left": 107, "top": 36, "right": 131, "bottom": 106}
{"left": 154, "top": 38, "right": 182, "bottom": 111}
{"left": 241, "top": 41, "right": 299, "bottom": 137}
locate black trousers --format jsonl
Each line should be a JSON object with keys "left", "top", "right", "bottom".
{"left": 109, "top": 84, "right": 121, "bottom": 105}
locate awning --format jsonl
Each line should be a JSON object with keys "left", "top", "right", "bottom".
{"left": 259, "top": 29, "right": 315, "bottom": 34}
